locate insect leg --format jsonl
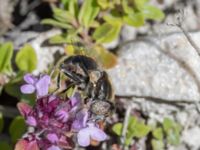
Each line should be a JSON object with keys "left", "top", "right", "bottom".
{"left": 62, "top": 69, "right": 82, "bottom": 83}
{"left": 53, "top": 72, "right": 61, "bottom": 94}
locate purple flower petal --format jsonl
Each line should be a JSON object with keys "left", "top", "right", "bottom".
{"left": 24, "top": 73, "right": 38, "bottom": 84}
{"left": 35, "top": 75, "right": 50, "bottom": 97}
{"left": 82, "top": 111, "right": 89, "bottom": 127}
{"left": 90, "top": 126, "right": 107, "bottom": 141}
{"left": 26, "top": 116, "right": 37, "bottom": 126}
{"left": 46, "top": 133, "right": 59, "bottom": 143}
{"left": 72, "top": 109, "right": 88, "bottom": 131}
{"left": 77, "top": 123, "right": 107, "bottom": 147}
{"left": 20, "top": 84, "right": 35, "bottom": 94}
{"left": 70, "top": 93, "right": 81, "bottom": 107}
{"left": 47, "top": 145, "right": 61, "bottom": 150}
{"left": 77, "top": 128, "right": 90, "bottom": 147}
{"left": 55, "top": 110, "right": 69, "bottom": 122}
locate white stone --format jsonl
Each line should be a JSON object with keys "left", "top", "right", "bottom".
{"left": 150, "top": 0, "right": 178, "bottom": 9}
{"left": 121, "top": 25, "right": 137, "bottom": 42}
{"left": 182, "top": 127, "right": 200, "bottom": 150}
{"left": 29, "top": 29, "right": 65, "bottom": 74}
{"left": 175, "top": 111, "right": 188, "bottom": 126}
{"left": 108, "top": 31, "right": 200, "bottom": 101}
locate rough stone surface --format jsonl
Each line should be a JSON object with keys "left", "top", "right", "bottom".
{"left": 182, "top": 126, "right": 200, "bottom": 150}
{"left": 108, "top": 31, "right": 200, "bottom": 101}
{"left": 107, "top": 31, "right": 200, "bottom": 149}
{"left": 29, "top": 29, "right": 64, "bottom": 74}
{"left": 121, "top": 25, "right": 137, "bottom": 42}
{"left": 0, "top": 0, "right": 14, "bottom": 34}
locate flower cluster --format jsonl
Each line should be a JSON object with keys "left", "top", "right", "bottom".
{"left": 15, "top": 74, "right": 107, "bottom": 150}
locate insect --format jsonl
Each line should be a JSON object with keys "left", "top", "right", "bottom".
{"left": 56, "top": 54, "right": 114, "bottom": 119}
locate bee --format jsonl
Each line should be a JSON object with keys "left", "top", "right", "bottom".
{"left": 56, "top": 54, "right": 114, "bottom": 119}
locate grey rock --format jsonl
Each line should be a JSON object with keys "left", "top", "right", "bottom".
{"left": 5, "top": 31, "right": 39, "bottom": 49}
{"left": 150, "top": 0, "right": 179, "bottom": 10}
{"left": 0, "top": 0, "right": 14, "bottom": 34}
{"left": 121, "top": 25, "right": 137, "bottom": 42}
{"left": 29, "top": 29, "right": 64, "bottom": 74}
{"left": 108, "top": 30, "right": 200, "bottom": 149}
{"left": 182, "top": 126, "right": 200, "bottom": 150}
{"left": 108, "top": 31, "right": 200, "bottom": 101}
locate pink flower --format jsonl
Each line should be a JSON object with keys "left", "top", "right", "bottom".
{"left": 77, "top": 123, "right": 107, "bottom": 147}
{"left": 15, "top": 139, "right": 39, "bottom": 150}
{"left": 72, "top": 109, "right": 89, "bottom": 131}
{"left": 20, "top": 74, "right": 50, "bottom": 97}
{"left": 26, "top": 116, "right": 37, "bottom": 126}
{"left": 16, "top": 73, "right": 109, "bottom": 150}
{"left": 47, "top": 145, "right": 61, "bottom": 150}
{"left": 47, "top": 133, "right": 59, "bottom": 143}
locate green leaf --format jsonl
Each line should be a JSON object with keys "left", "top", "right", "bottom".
{"left": 92, "top": 22, "right": 121, "bottom": 43}
{"left": 0, "top": 141, "right": 12, "bottom": 150}
{"left": 5, "top": 71, "right": 36, "bottom": 105}
{"left": 48, "top": 30, "right": 80, "bottom": 45}
{"left": 61, "top": 0, "right": 78, "bottom": 17}
{"left": 61, "top": 0, "right": 70, "bottom": 7}
{"left": 125, "top": 116, "right": 150, "bottom": 146}
{"left": 0, "top": 113, "right": 4, "bottom": 133}
{"left": 133, "top": 121, "right": 151, "bottom": 138}
{"left": 126, "top": 116, "right": 150, "bottom": 139}
{"left": 142, "top": 5, "right": 165, "bottom": 21}
{"left": 0, "top": 42, "right": 13, "bottom": 74}
{"left": 163, "top": 118, "right": 173, "bottom": 131}
{"left": 166, "top": 129, "right": 180, "bottom": 145}
{"left": 127, "top": 116, "right": 137, "bottom": 132}
{"left": 53, "top": 7, "right": 75, "bottom": 23}
{"left": 41, "top": 19, "right": 72, "bottom": 29}
{"left": 163, "top": 118, "right": 181, "bottom": 146}
{"left": 20, "top": 93, "right": 36, "bottom": 106}
{"left": 9, "top": 116, "right": 26, "bottom": 143}
{"left": 48, "top": 34, "right": 71, "bottom": 44}
{"left": 103, "top": 14, "right": 122, "bottom": 25}
{"left": 153, "top": 127, "right": 163, "bottom": 140}
{"left": 89, "top": 20, "right": 100, "bottom": 28}
{"left": 4, "top": 71, "right": 24, "bottom": 99}
{"left": 65, "top": 44, "right": 76, "bottom": 56}
{"left": 123, "top": 12, "right": 145, "bottom": 27}
{"left": 112, "top": 116, "right": 150, "bottom": 146}
{"left": 92, "top": 45, "right": 118, "bottom": 69}
{"left": 68, "top": 0, "right": 78, "bottom": 17}
{"left": 152, "top": 139, "right": 164, "bottom": 150}
{"left": 134, "top": 0, "right": 149, "bottom": 10}
{"left": 5, "top": 83, "right": 21, "bottom": 99}
{"left": 15, "top": 44, "right": 37, "bottom": 72}
{"left": 163, "top": 118, "right": 182, "bottom": 133}
{"left": 112, "top": 123, "right": 123, "bottom": 136}
{"left": 122, "top": 0, "right": 134, "bottom": 14}
{"left": 97, "top": 0, "right": 109, "bottom": 9}
{"left": 125, "top": 137, "right": 133, "bottom": 146}
{"left": 78, "top": 0, "right": 100, "bottom": 27}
